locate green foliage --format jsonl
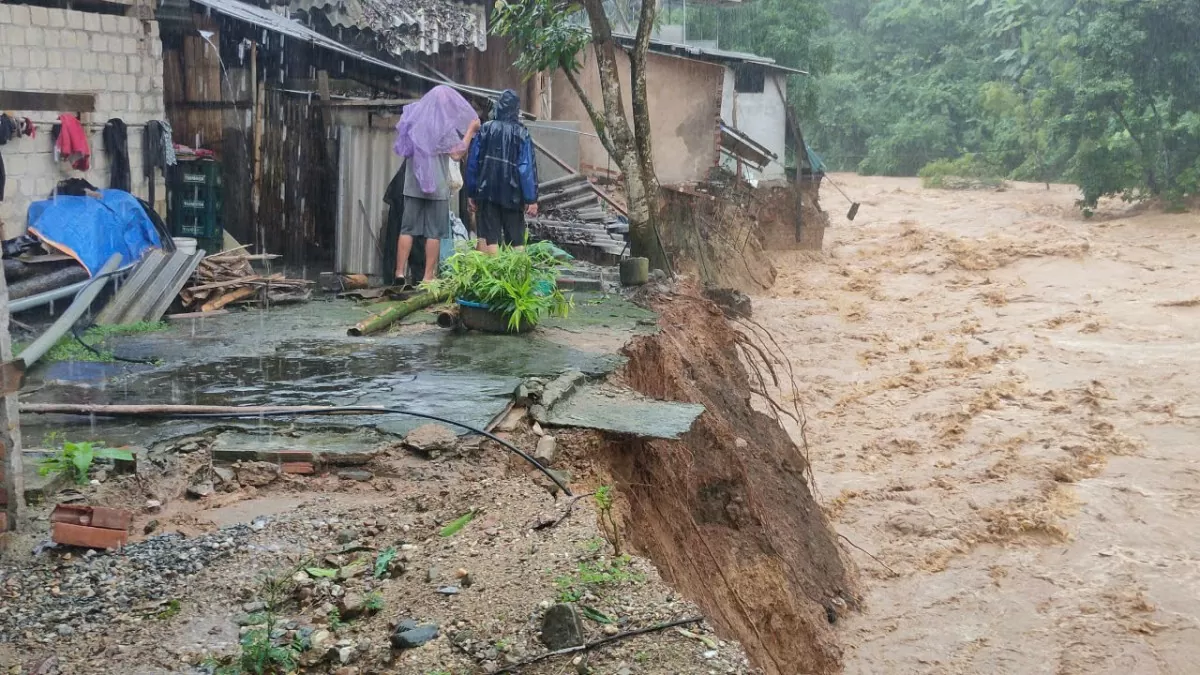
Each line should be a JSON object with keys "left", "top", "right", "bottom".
{"left": 918, "top": 154, "right": 1005, "bottom": 189}
{"left": 593, "top": 485, "right": 621, "bottom": 556}
{"left": 581, "top": 605, "right": 616, "bottom": 624}
{"left": 423, "top": 241, "right": 571, "bottom": 332}
{"left": 37, "top": 441, "right": 133, "bottom": 485}
{"left": 439, "top": 510, "right": 477, "bottom": 537}
{"left": 554, "top": 555, "right": 644, "bottom": 602}
{"left": 305, "top": 567, "right": 338, "bottom": 579}
{"left": 327, "top": 607, "right": 345, "bottom": 630}
{"left": 491, "top": 0, "right": 591, "bottom": 77}
{"left": 364, "top": 593, "right": 385, "bottom": 611}
{"left": 32, "top": 321, "right": 169, "bottom": 363}
{"left": 374, "top": 546, "right": 397, "bottom": 579}
{"left": 215, "top": 568, "right": 302, "bottom": 675}
{"left": 807, "top": 0, "right": 1200, "bottom": 208}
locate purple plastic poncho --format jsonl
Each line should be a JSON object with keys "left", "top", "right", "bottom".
{"left": 394, "top": 85, "right": 479, "bottom": 194}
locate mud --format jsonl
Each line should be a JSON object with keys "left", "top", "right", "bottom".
{"left": 759, "top": 175, "right": 1200, "bottom": 673}
{"left": 594, "top": 286, "right": 852, "bottom": 674}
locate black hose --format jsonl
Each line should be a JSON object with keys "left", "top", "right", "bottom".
{"left": 71, "top": 405, "right": 572, "bottom": 497}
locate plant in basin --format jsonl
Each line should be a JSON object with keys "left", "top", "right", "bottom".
{"left": 423, "top": 240, "right": 571, "bottom": 332}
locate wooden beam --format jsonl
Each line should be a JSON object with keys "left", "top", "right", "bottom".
{"left": 531, "top": 139, "right": 628, "bottom": 217}
{"left": 0, "top": 91, "right": 95, "bottom": 113}
{"left": 0, "top": 237, "right": 22, "bottom": 534}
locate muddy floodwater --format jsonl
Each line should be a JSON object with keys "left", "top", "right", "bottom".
{"left": 761, "top": 175, "right": 1200, "bottom": 673}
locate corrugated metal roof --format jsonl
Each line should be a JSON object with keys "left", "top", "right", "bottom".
{"left": 189, "top": 0, "right": 497, "bottom": 97}
{"left": 612, "top": 33, "right": 809, "bottom": 75}
{"left": 289, "top": 0, "right": 487, "bottom": 56}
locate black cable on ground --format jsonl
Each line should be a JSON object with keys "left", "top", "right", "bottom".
{"left": 70, "top": 324, "right": 158, "bottom": 365}
{"left": 67, "top": 405, "right": 572, "bottom": 497}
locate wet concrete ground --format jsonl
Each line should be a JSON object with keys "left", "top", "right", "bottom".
{"left": 21, "top": 293, "right": 657, "bottom": 448}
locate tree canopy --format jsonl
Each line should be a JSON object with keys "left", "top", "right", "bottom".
{"left": 704, "top": 0, "right": 1200, "bottom": 208}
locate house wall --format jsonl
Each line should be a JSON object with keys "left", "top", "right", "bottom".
{"left": 0, "top": 4, "right": 167, "bottom": 238}
{"left": 551, "top": 50, "right": 724, "bottom": 185}
{"left": 721, "top": 70, "right": 788, "bottom": 180}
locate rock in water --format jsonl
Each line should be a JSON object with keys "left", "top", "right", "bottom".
{"left": 540, "top": 603, "right": 585, "bottom": 650}
{"left": 390, "top": 623, "right": 439, "bottom": 649}
{"left": 404, "top": 424, "right": 458, "bottom": 458}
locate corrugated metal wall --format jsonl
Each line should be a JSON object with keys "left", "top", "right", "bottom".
{"left": 334, "top": 111, "right": 402, "bottom": 277}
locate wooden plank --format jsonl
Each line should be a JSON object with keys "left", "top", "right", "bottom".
{"left": 0, "top": 91, "right": 95, "bottom": 113}
{"left": 531, "top": 139, "right": 628, "bottom": 217}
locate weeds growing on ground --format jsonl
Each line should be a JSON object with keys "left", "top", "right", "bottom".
{"left": 37, "top": 440, "right": 134, "bottom": 485}
{"left": 24, "top": 320, "right": 169, "bottom": 363}
{"left": 213, "top": 567, "right": 302, "bottom": 675}
{"left": 555, "top": 555, "right": 644, "bottom": 602}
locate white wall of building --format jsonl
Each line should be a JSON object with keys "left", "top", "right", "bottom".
{"left": 720, "top": 68, "right": 788, "bottom": 181}
{"left": 0, "top": 4, "right": 166, "bottom": 237}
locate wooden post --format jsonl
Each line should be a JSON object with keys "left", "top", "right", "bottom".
{"left": 0, "top": 256, "right": 23, "bottom": 534}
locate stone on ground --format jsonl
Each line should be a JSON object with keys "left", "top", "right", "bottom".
{"left": 541, "top": 603, "right": 585, "bottom": 650}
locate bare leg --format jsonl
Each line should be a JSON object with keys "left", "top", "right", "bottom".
{"left": 422, "top": 238, "right": 441, "bottom": 281}
{"left": 395, "top": 234, "right": 414, "bottom": 283}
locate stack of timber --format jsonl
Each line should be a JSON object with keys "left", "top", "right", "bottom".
{"left": 532, "top": 174, "right": 627, "bottom": 259}
{"left": 180, "top": 247, "right": 312, "bottom": 312}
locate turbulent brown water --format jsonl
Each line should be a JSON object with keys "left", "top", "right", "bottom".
{"left": 759, "top": 175, "right": 1200, "bottom": 673}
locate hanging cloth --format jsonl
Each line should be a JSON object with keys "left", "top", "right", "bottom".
{"left": 55, "top": 114, "right": 91, "bottom": 171}
{"left": 0, "top": 114, "right": 15, "bottom": 202}
{"left": 103, "top": 118, "right": 131, "bottom": 192}
{"left": 143, "top": 120, "right": 176, "bottom": 207}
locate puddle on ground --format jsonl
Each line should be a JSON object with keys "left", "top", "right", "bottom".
{"left": 22, "top": 300, "right": 636, "bottom": 446}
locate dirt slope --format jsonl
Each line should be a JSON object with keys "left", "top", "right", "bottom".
{"left": 758, "top": 175, "right": 1200, "bottom": 673}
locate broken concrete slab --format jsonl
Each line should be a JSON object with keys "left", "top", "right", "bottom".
{"left": 544, "top": 382, "right": 705, "bottom": 440}
{"left": 404, "top": 424, "right": 457, "bottom": 458}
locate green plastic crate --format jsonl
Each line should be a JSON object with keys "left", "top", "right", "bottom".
{"left": 168, "top": 159, "right": 222, "bottom": 241}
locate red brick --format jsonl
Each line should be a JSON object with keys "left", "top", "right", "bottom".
{"left": 0, "top": 512, "right": 8, "bottom": 531}
{"left": 51, "top": 522, "right": 127, "bottom": 549}
{"left": 280, "top": 462, "right": 314, "bottom": 475}
{"left": 51, "top": 504, "right": 92, "bottom": 525}
{"left": 276, "top": 451, "right": 315, "bottom": 463}
{"left": 89, "top": 506, "right": 133, "bottom": 531}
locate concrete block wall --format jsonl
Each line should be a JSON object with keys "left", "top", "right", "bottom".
{"left": 0, "top": 4, "right": 167, "bottom": 238}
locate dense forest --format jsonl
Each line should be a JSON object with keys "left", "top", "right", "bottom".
{"left": 690, "top": 0, "right": 1200, "bottom": 208}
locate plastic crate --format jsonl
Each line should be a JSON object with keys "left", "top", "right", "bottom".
{"left": 168, "top": 159, "right": 222, "bottom": 241}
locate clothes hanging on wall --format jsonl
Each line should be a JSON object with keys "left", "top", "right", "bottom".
{"left": 54, "top": 114, "right": 91, "bottom": 170}
{"left": 0, "top": 114, "right": 14, "bottom": 202}
{"left": 102, "top": 119, "right": 131, "bottom": 192}
{"left": 143, "top": 120, "right": 177, "bottom": 207}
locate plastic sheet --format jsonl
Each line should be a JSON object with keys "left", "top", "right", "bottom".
{"left": 393, "top": 85, "right": 479, "bottom": 194}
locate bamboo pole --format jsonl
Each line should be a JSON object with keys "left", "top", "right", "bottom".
{"left": 20, "top": 403, "right": 391, "bottom": 416}
{"left": 347, "top": 292, "right": 446, "bottom": 336}
{"left": 201, "top": 286, "right": 256, "bottom": 312}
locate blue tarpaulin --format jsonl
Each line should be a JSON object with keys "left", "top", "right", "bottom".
{"left": 26, "top": 190, "right": 162, "bottom": 276}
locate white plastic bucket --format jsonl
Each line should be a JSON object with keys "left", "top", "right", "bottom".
{"left": 172, "top": 237, "right": 198, "bottom": 255}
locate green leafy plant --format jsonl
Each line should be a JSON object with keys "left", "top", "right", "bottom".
{"left": 214, "top": 568, "right": 301, "bottom": 675}
{"left": 439, "top": 510, "right": 477, "bottom": 537}
{"left": 37, "top": 441, "right": 134, "bottom": 485}
{"left": 554, "top": 556, "right": 644, "bottom": 602}
{"left": 305, "top": 567, "right": 338, "bottom": 579}
{"left": 364, "top": 593, "right": 385, "bottom": 611}
{"left": 422, "top": 241, "right": 572, "bottom": 332}
{"left": 594, "top": 485, "right": 622, "bottom": 556}
{"left": 327, "top": 607, "right": 345, "bottom": 630}
{"left": 374, "top": 546, "right": 397, "bottom": 579}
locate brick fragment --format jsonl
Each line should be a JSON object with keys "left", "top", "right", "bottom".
{"left": 280, "top": 462, "right": 315, "bottom": 475}
{"left": 52, "top": 522, "right": 127, "bottom": 549}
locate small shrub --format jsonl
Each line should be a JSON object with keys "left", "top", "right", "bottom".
{"left": 554, "top": 555, "right": 644, "bottom": 602}
{"left": 594, "top": 485, "right": 621, "bottom": 555}
{"left": 37, "top": 441, "right": 134, "bottom": 485}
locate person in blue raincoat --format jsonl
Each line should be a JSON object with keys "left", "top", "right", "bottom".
{"left": 465, "top": 89, "right": 539, "bottom": 253}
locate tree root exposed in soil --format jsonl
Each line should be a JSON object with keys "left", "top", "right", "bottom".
{"left": 494, "top": 616, "right": 705, "bottom": 673}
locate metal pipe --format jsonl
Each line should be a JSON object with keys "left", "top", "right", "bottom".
{"left": 18, "top": 254, "right": 122, "bottom": 367}
{"left": 10, "top": 264, "right": 133, "bottom": 314}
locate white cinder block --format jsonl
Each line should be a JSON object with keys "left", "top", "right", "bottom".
{"left": 0, "top": 5, "right": 11, "bottom": 23}
{"left": 10, "top": 4, "right": 31, "bottom": 25}
{"left": 6, "top": 27, "right": 27, "bottom": 47}
{"left": 66, "top": 10, "right": 83, "bottom": 29}
{"left": 124, "top": 74, "right": 136, "bottom": 91}
{"left": 64, "top": 51, "right": 82, "bottom": 70}
{"left": 26, "top": 27, "right": 43, "bottom": 47}
{"left": 47, "top": 50, "right": 63, "bottom": 69}
{"left": 128, "top": 55, "right": 141, "bottom": 74}
{"left": 0, "top": 48, "right": 10, "bottom": 68}
{"left": 84, "top": 12, "right": 100, "bottom": 31}
{"left": 29, "top": 5, "right": 49, "bottom": 26}
{"left": 59, "top": 30, "right": 74, "bottom": 49}
{"left": 12, "top": 50, "right": 29, "bottom": 68}
{"left": 101, "top": 15, "right": 117, "bottom": 33}
{"left": 90, "top": 33, "right": 106, "bottom": 52}
{"left": 114, "top": 55, "right": 128, "bottom": 74}
{"left": 98, "top": 53, "right": 114, "bottom": 73}
{"left": 108, "top": 73, "right": 124, "bottom": 91}
{"left": 48, "top": 9, "right": 66, "bottom": 28}
{"left": 45, "top": 28, "right": 60, "bottom": 49}
{"left": 124, "top": 37, "right": 137, "bottom": 54}
{"left": 91, "top": 72, "right": 107, "bottom": 89}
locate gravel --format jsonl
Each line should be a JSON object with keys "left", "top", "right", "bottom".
{"left": 0, "top": 526, "right": 252, "bottom": 644}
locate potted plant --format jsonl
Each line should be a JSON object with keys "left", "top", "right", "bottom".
{"left": 423, "top": 241, "right": 572, "bottom": 333}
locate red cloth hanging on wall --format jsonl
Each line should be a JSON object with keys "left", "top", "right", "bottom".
{"left": 56, "top": 114, "right": 90, "bottom": 171}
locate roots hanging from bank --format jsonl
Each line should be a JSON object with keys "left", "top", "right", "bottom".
{"left": 595, "top": 284, "right": 855, "bottom": 675}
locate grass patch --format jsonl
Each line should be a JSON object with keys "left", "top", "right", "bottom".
{"left": 555, "top": 555, "right": 645, "bottom": 603}
{"left": 20, "top": 320, "right": 169, "bottom": 363}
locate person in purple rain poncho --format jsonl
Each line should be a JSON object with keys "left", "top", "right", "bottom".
{"left": 393, "top": 85, "right": 480, "bottom": 283}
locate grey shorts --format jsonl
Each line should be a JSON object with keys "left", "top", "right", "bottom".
{"left": 401, "top": 197, "right": 449, "bottom": 240}
{"left": 476, "top": 202, "right": 527, "bottom": 246}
